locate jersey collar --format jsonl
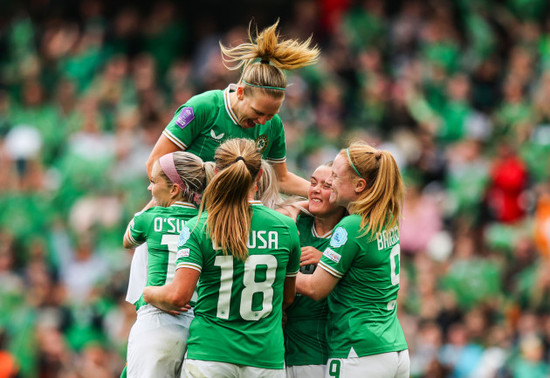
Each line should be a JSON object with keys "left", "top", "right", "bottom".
{"left": 249, "top": 200, "right": 263, "bottom": 206}
{"left": 171, "top": 201, "right": 196, "bottom": 209}
{"left": 224, "top": 84, "right": 239, "bottom": 125}
{"left": 312, "top": 223, "right": 333, "bottom": 239}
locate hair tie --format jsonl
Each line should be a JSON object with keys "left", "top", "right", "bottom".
{"left": 242, "top": 79, "right": 286, "bottom": 91}
{"left": 346, "top": 148, "right": 363, "bottom": 178}
{"left": 375, "top": 152, "right": 382, "bottom": 161}
{"left": 159, "top": 153, "right": 186, "bottom": 189}
{"left": 235, "top": 156, "right": 245, "bottom": 163}
{"left": 260, "top": 59, "right": 270, "bottom": 64}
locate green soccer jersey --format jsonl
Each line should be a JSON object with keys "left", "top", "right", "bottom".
{"left": 175, "top": 201, "right": 301, "bottom": 369}
{"left": 285, "top": 215, "right": 330, "bottom": 366}
{"left": 162, "top": 85, "right": 287, "bottom": 163}
{"left": 318, "top": 214, "right": 408, "bottom": 358}
{"left": 126, "top": 201, "right": 198, "bottom": 310}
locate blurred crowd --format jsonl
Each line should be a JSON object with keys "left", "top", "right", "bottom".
{"left": 1, "top": 0, "right": 550, "bottom": 377}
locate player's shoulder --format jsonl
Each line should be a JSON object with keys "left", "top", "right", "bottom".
{"left": 253, "top": 203, "right": 298, "bottom": 230}
{"left": 134, "top": 206, "right": 163, "bottom": 219}
{"left": 185, "top": 89, "right": 224, "bottom": 108}
{"left": 187, "top": 212, "right": 208, "bottom": 232}
{"left": 336, "top": 214, "right": 361, "bottom": 227}
{"left": 332, "top": 214, "right": 362, "bottom": 239}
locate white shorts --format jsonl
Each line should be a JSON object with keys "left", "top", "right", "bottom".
{"left": 326, "top": 350, "right": 409, "bottom": 378}
{"left": 286, "top": 364, "right": 326, "bottom": 378}
{"left": 127, "top": 305, "right": 193, "bottom": 378}
{"left": 182, "top": 359, "right": 285, "bottom": 378}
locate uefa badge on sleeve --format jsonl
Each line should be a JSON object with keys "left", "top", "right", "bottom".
{"left": 330, "top": 227, "right": 348, "bottom": 248}
{"left": 178, "top": 227, "right": 191, "bottom": 248}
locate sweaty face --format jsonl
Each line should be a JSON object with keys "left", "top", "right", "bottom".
{"left": 235, "top": 90, "right": 284, "bottom": 129}
{"left": 326, "top": 154, "right": 360, "bottom": 208}
{"left": 308, "top": 166, "right": 340, "bottom": 217}
{"left": 148, "top": 161, "right": 174, "bottom": 207}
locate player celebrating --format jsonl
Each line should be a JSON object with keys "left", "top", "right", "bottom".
{"left": 285, "top": 162, "right": 347, "bottom": 378}
{"left": 296, "top": 141, "right": 410, "bottom": 378}
{"left": 144, "top": 138, "right": 301, "bottom": 378}
{"left": 122, "top": 151, "right": 213, "bottom": 378}
{"left": 146, "top": 20, "right": 320, "bottom": 197}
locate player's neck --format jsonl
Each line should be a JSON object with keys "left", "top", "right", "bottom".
{"left": 314, "top": 213, "right": 341, "bottom": 236}
{"left": 229, "top": 91, "right": 239, "bottom": 118}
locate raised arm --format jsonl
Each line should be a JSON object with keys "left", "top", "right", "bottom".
{"left": 146, "top": 134, "right": 182, "bottom": 179}
{"left": 271, "top": 162, "right": 309, "bottom": 197}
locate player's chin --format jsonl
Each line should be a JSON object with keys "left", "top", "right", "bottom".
{"left": 309, "top": 202, "right": 322, "bottom": 215}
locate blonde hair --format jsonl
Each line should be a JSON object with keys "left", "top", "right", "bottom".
{"left": 157, "top": 152, "right": 215, "bottom": 203}
{"left": 219, "top": 19, "right": 320, "bottom": 99}
{"left": 257, "top": 159, "right": 283, "bottom": 209}
{"left": 201, "top": 138, "right": 261, "bottom": 260}
{"left": 342, "top": 142, "right": 404, "bottom": 237}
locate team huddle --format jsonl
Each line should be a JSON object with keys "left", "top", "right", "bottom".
{"left": 121, "top": 21, "right": 409, "bottom": 378}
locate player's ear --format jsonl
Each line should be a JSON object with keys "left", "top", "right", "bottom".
{"left": 354, "top": 178, "right": 367, "bottom": 194}
{"left": 236, "top": 85, "right": 245, "bottom": 100}
{"left": 171, "top": 184, "right": 181, "bottom": 197}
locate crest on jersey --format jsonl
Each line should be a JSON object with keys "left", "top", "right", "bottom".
{"left": 256, "top": 135, "right": 269, "bottom": 153}
{"left": 323, "top": 248, "right": 341, "bottom": 263}
{"left": 178, "top": 227, "right": 191, "bottom": 248}
{"left": 175, "top": 107, "right": 195, "bottom": 129}
{"left": 330, "top": 227, "right": 348, "bottom": 248}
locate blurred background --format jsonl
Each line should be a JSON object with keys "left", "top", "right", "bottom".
{"left": 1, "top": 0, "right": 550, "bottom": 377}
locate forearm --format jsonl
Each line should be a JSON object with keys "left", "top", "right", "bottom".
{"left": 146, "top": 134, "right": 181, "bottom": 178}
{"left": 296, "top": 268, "right": 339, "bottom": 301}
{"left": 278, "top": 171, "right": 309, "bottom": 197}
{"left": 143, "top": 284, "right": 188, "bottom": 310}
{"left": 296, "top": 273, "right": 321, "bottom": 300}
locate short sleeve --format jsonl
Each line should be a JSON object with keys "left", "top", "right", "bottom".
{"left": 318, "top": 224, "right": 359, "bottom": 279}
{"left": 162, "top": 98, "right": 209, "bottom": 150}
{"left": 286, "top": 222, "right": 301, "bottom": 277}
{"left": 264, "top": 116, "right": 287, "bottom": 163}
{"left": 175, "top": 221, "right": 203, "bottom": 273}
{"left": 127, "top": 212, "right": 147, "bottom": 246}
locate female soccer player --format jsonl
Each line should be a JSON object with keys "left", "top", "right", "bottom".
{"left": 285, "top": 162, "right": 347, "bottom": 378}
{"left": 146, "top": 20, "right": 320, "bottom": 197}
{"left": 296, "top": 141, "right": 410, "bottom": 378}
{"left": 122, "top": 151, "right": 213, "bottom": 378}
{"left": 144, "top": 138, "right": 301, "bottom": 378}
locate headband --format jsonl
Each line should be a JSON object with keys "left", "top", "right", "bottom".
{"left": 346, "top": 148, "right": 363, "bottom": 178}
{"left": 159, "top": 153, "right": 186, "bottom": 189}
{"left": 242, "top": 79, "right": 286, "bottom": 91}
